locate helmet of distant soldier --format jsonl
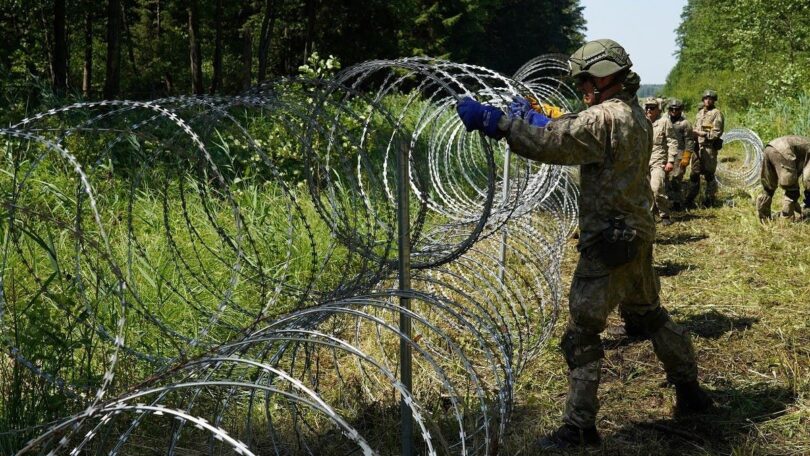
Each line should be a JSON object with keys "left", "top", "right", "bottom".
{"left": 702, "top": 89, "right": 718, "bottom": 100}
{"left": 569, "top": 39, "right": 633, "bottom": 79}
{"left": 643, "top": 97, "right": 659, "bottom": 109}
{"left": 669, "top": 98, "right": 685, "bottom": 109}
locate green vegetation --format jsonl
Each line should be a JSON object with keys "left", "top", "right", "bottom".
{"left": 665, "top": 0, "right": 810, "bottom": 110}
{"left": 507, "top": 196, "right": 810, "bottom": 455}
{"left": 0, "top": 0, "right": 584, "bottom": 118}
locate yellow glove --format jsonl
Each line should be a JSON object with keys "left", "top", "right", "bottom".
{"left": 527, "top": 96, "right": 566, "bottom": 119}
{"left": 679, "top": 150, "right": 691, "bottom": 169}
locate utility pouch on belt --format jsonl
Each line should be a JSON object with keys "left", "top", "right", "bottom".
{"left": 589, "top": 216, "right": 640, "bottom": 268}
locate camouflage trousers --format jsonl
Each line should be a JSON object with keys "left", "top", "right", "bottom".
{"left": 756, "top": 145, "right": 810, "bottom": 218}
{"left": 686, "top": 145, "right": 718, "bottom": 205}
{"left": 562, "top": 241, "right": 698, "bottom": 429}
{"left": 650, "top": 166, "right": 670, "bottom": 218}
{"left": 667, "top": 157, "right": 687, "bottom": 206}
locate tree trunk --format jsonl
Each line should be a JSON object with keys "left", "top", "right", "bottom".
{"left": 103, "top": 0, "right": 121, "bottom": 99}
{"left": 241, "top": 27, "right": 253, "bottom": 90}
{"left": 52, "top": 0, "right": 68, "bottom": 93}
{"left": 209, "top": 0, "right": 223, "bottom": 93}
{"left": 188, "top": 0, "right": 203, "bottom": 95}
{"left": 257, "top": 0, "right": 277, "bottom": 83}
{"left": 122, "top": 4, "right": 137, "bottom": 74}
{"left": 303, "top": 0, "right": 317, "bottom": 61}
{"left": 82, "top": 11, "right": 93, "bottom": 98}
{"left": 40, "top": 6, "right": 55, "bottom": 86}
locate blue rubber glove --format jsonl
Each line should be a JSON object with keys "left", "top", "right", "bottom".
{"left": 456, "top": 97, "right": 505, "bottom": 139}
{"left": 524, "top": 110, "right": 550, "bottom": 128}
{"left": 508, "top": 96, "right": 532, "bottom": 119}
{"left": 509, "top": 96, "right": 550, "bottom": 127}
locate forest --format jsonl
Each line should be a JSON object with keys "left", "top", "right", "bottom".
{"left": 0, "top": 0, "right": 584, "bottom": 108}
{"left": 0, "top": 0, "right": 809, "bottom": 454}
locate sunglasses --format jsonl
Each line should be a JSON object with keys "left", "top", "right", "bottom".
{"left": 645, "top": 106, "right": 658, "bottom": 111}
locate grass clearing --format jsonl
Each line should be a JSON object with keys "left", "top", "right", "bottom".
{"left": 504, "top": 190, "right": 810, "bottom": 455}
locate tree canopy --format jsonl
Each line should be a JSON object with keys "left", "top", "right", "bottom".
{"left": 0, "top": 0, "right": 585, "bottom": 105}
{"left": 665, "top": 0, "right": 810, "bottom": 109}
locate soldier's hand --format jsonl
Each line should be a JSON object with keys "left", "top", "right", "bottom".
{"left": 664, "top": 162, "right": 674, "bottom": 173}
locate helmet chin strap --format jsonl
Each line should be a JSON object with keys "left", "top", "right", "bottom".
{"left": 589, "top": 76, "right": 619, "bottom": 104}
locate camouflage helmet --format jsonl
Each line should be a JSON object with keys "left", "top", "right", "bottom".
{"left": 569, "top": 39, "right": 632, "bottom": 79}
{"left": 668, "top": 98, "right": 685, "bottom": 109}
{"left": 702, "top": 89, "right": 718, "bottom": 100}
{"left": 643, "top": 97, "right": 659, "bottom": 108}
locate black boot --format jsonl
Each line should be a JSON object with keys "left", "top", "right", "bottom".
{"left": 674, "top": 381, "right": 712, "bottom": 415}
{"left": 536, "top": 423, "right": 601, "bottom": 450}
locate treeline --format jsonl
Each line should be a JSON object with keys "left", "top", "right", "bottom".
{"left": 665, "top": 0, "right": 810, "bottom": 110}
{"left": 0, "top": 0, "right": 585, "bottom": 102}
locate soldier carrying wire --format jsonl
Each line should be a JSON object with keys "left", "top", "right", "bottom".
{"left": 455, "top": 39, "right": 711, "bottom": 450}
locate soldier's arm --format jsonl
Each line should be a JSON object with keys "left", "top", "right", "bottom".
{"left": 498, "top": 110, "right": 605, "bottom": 165}
{"left": 683, "top": 120, "right": 696, "bottom": 152}
{"left": 665, "top": 121, "right": 679, "bottom": 164}
{"left": 707, "top": 111, "right": 724, "bottom": 140}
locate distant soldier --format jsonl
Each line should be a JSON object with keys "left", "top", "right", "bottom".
{"left": 756, "top": 135, "right": 810, "bottom": 221}
{"left": 686, "top": 89, "right": 724, "bottom": 207}
{"left": 645, "top": 97, "right": 679, "bottom": 225}
{"left": 667, "top": 98, "right": 695, "bottom": 210}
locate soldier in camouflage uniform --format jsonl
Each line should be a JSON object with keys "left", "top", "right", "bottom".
{"left": 686, "top": 90, "right": 725, "bottom": 207}
{"left": 667, "top": 99, "right": 695, "bottom": 210}
{"left": 644, "top": 97, "right": 679, "bottom": 225}
{"left": 755, "top": 135, "right": 810, "bottom": 221}
{"left": 456, "top": 39, "right": 710, "bottom": 450}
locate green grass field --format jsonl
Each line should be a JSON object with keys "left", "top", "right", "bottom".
{"left": 505, "top": 190, "right": 810, "bottom": 455}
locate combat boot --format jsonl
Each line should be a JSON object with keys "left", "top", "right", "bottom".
{"left": 536, "top": 423, "right": 601, "bottom": 450}
{"left": 674, "top": 381, "right": 712, "bottom": 415}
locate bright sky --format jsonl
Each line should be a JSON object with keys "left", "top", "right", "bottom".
{"left": 580, "top": 0, "right": 687, "bottom": 85}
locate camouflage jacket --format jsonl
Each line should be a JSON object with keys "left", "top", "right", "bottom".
{"left": 766, "top": 135, "right": 810, "bottom": 167}
{"left": 499, "top": 91, "right": 655, "bottom": 249}
{"left": 695, "top": 107, "right": 724, "bottom": 145}
{"left": 671, "top": 114, "right": 695, "bottom": 154}
{"left": 649, "top": 115, "right": 679, "bottom": 168}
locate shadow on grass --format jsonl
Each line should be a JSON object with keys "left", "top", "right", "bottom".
{"left": 656, "top": 233, "right": 709, "bottom": 245}
{"left": 654, "top": 260, "right": 691, "bottom": 277}
{"left": 679, "top": 309, "right": 759, "bottom": 339}
{"left": 607, "top": 383, "right": 795, "bottom": 454}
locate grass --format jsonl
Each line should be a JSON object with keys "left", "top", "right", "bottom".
{"left": 503, "top": 188, "right": 810, "bottom": 455}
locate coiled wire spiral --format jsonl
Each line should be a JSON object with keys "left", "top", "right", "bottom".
{"left": 1, "top": 56, "right": 579, "bottom": 455}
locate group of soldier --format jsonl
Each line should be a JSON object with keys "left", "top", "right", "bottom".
{"left": 644, "top": 92, "right": 810, "bottom": 224}
{"left": 644, "top": 90, "right": 724, "bottom": 225}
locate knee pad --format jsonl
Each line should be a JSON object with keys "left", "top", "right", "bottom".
{"left": 560, "top": 329, "right": 604, "bottom": 370}
{"left": 622, "top": 307, "right": 670, "bottom": 337}
{"left": 689, "top": 173, "right": 700, "bottom": 183}
{"left": 704, "top": 173, "right": 716, "bottom": 183}
{"left": 785, "top": 188, "right": 800, "bottom": 202}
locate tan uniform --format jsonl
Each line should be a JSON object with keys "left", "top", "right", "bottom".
{"left": 499, "top": 90, "right": 698, "bottom": 429}
{"left": 668, "top": 114, "right": 694, "bottom": 206}
{"left": 649, "top": 115, "right": 679, "bottom": 219}
{"left": 670, "top": 114, "right": 694, "bottom": 178}
{"left": 687, "top": 107, "right": 724, "bottom": 205}
{"left": 756, "top": 135, "right": 810, "bottom": 219}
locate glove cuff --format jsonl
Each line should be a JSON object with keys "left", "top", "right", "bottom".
{"left": 482, "top": 108, "right": 505, "bottom": 139}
